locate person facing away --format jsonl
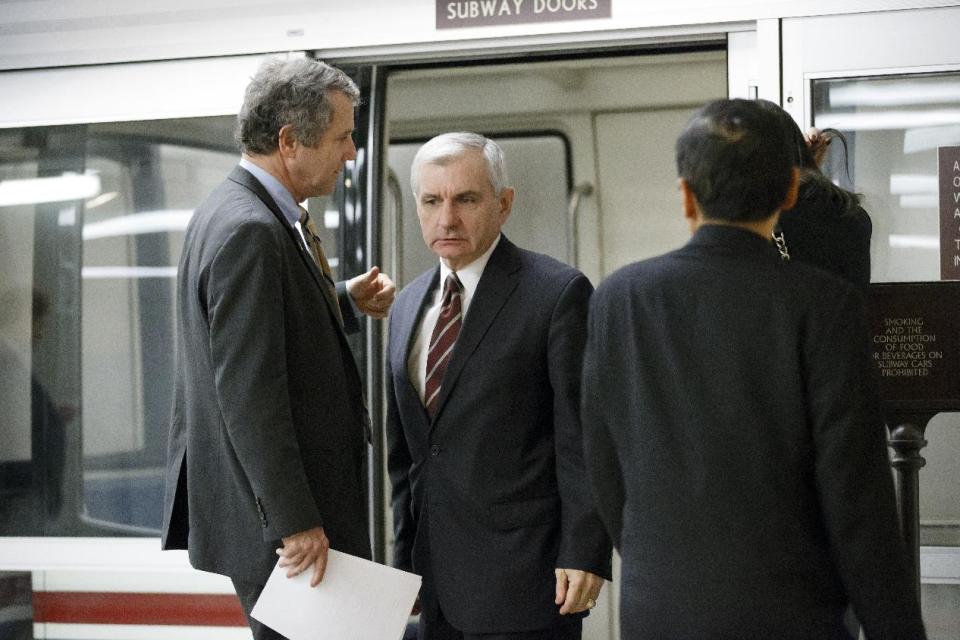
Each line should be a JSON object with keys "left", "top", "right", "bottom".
{"left": 161, "top": 57, "right": 396, "bottom": 640}
{"left": 386, "top": 132, "right": 612, "bottom": 640}
{"left": 758, "top": 99, "right": 872, "bottom": 287}
{"left": 581, "top": 99, "right": 926, "bottom": 640}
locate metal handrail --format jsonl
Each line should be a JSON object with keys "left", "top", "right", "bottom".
{"left": 566, "top": 182, "right": 593, "bottom": 267}
{"left": 386, "top": 169, "right": 404, "bottom": 286}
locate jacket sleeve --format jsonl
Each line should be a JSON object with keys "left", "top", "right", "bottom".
{"left": 385, "top": 318, "right": 416, "bottom": 572}
{"left": 806, "top": 287, "right": 926, "bottom": 639}
{"left": 550, "top": 273, "right": 613, "bottom": 580}
{"left": 206, "top": 220, "right": 323, "bottom": 541}
{"left": 336, "top": 280, "right": 362, "bottom": 335}
{"left": 580, "top": 284, "right": 627, "bottom": 552}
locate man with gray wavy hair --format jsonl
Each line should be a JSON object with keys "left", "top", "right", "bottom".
{"left": 162, "top": 57, "right": 395, "bottom": 639}
{"left": 387, "top": 132, "right": 611, "bottom": 639}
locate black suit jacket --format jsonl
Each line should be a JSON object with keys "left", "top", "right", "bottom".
{"left": 778, "top": 184, "right": 872, "bottom": 287}
{"left": 386, "top": 236, "right": 611, "bottom": 634}
{"left": 582, "top": 224, "right": 925, "bottom": 639}
{"left": 161, "top": 166, "right": 371, "bottom": 583}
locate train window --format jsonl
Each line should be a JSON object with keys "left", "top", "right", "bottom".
{"left": 813, "top": 71, "right": 960, "bottom": 284}
{"left": 0, "top": 117, "right": 238, "bottom": 536}
{"left": 813, "top": 73, "right": 960, "bottom": 552}
{"left": 812, "top": 69, "right": 960, "bottom": 637}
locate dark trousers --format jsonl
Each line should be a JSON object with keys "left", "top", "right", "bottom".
{"left": 231, "top": 577, "right": 287, "bottom": 640}
{"left": 418, "top": 604, "right": 582, "bottom": 640}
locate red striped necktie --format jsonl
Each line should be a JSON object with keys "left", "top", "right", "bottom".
{"left": 425, "top": 273, "right": 463, "bottom": 417}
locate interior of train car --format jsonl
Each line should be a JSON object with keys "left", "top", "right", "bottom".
{"left": 0, "top": 2, "right": 959, "bottom": 639}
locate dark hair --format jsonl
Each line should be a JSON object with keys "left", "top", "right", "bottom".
{"left": 235, "top": 58, "right": 359, "bottom": 155}
{"left": 755, "top": 99, "right": 861, "bottom": 211}
{"left": 675, "top": 99, "right": 795, "bottom": 222}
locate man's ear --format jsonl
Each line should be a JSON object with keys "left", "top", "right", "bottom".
{"left": 678, "top": 178, "right": 700, "bottom": 228}
{"left": 781, "top": 167, "right": 800, "bottom": 211}
{"left": 277, "top": 125, "right": 298, "bottom": 158}
{"left": 498, "top": 186, "right": 515, "bottom": 225}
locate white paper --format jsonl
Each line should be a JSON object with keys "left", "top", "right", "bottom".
{"left": 250, "top": 550, "right": 421, "bottom": 640}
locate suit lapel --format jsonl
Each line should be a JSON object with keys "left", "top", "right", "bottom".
{"left": 227, "top": 166, "right": 345, "bottom": 332}
{"left": 392, "top": 268, "right": 439, "bottom": 425}
{"left": 431, "top": 237, "right": 521, "bottom": 424}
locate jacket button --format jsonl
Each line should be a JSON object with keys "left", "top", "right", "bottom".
{"left": 430, "top": 445, "right": 440, "bottom": 457}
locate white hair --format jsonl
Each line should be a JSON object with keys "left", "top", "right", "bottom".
{"left": 410, "top": 132, "right": 508, "bottom": 196}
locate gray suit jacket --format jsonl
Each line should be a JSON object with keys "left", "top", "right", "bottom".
{"left": 387, "top": 237, "right": 611, "bottom": 633}
{"left": 583, "top": 224, "right": 925, "bottom": 639}
{"left": 161, "top": 166, "right": 371, "bottom": 582}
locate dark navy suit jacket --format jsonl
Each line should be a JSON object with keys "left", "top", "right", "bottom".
{"left": 582, "top": 224, "right": 925, "bottom": 639}
{"left": 386, "top": 236, "right": 611, "bottom": 633}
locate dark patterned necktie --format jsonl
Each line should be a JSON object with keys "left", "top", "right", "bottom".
{"left": 424, "top": 273, "right": 463, "bottom": 417}
{"left": 299, "top": 207, "right": 343, "bottom": 326}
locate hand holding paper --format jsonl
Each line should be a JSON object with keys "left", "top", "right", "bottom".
{"left": 252, "top": 550, "right": 422, "bottom": 640}
{"left": 277, "top": 526, "right": 329, "bottom": 587}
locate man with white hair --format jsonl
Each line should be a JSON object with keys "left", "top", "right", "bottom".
{"left": 386, "top": 132, "right": 611, "bottom": 639}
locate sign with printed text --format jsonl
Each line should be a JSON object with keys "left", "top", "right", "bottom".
{"left": 939, "top": 146, "right": 960, "bottom": 281}
{"left": 868, "top": 282, "right": 960, "bottom": 414}
{"left": 436, "top": 0, "right": 611, "bottom": 29}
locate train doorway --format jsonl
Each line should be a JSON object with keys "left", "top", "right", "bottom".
{"left": 381, "top": 48, "right": 727, "bottom": 288}
{"left": 783, "top": 8, "right": 960, "bottom": 636}
{"left": 374, "top": 47, "right": 728, "bottom": 639}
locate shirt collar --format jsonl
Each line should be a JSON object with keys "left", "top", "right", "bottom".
{"left": 439, "top": 234, "right": 501, "bottom": 299}
{"left": 239, "top": 157, "right": 303, "bottom": 227}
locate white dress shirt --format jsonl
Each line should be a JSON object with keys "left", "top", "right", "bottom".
{"left": 407, "top": 234, "right": 502, "bottom": 404}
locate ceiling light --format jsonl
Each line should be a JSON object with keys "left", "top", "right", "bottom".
{"left": 889, "top": 174, "right": 937, "bottom": 195}
{"left": 85, "top": 192, "right": 119, "bottom": 209}
{"left": 888, "top": 234, "right": 939, "bottom": 249}
{"left": 0, "top": 173, "right": 101, "bottom": 207}
{"left": 82, "top": 210, "right": 194, "bottom": 240}
{"left": 817, "top": 110, "right": 960, "bottom": 131}
{"left": 829, "top": 81, "right": 960, "bottom": 107}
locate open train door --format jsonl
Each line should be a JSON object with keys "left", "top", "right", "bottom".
{"left": 782, "top": 6, "right": 960, "bottom": 636}
{"left": 319, "top": 61, "right": 392, "bottom": 566}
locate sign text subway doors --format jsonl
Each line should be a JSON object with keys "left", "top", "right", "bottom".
{"left": 436, "top": 0, "right": 610, "bottom": 29}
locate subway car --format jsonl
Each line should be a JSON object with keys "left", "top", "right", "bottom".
{"left": 0, "top": 1, "right": 959, "bottom": 638}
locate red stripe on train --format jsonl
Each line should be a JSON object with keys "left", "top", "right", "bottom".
{"left": 32, "top": 592, "right": 247, "bottom": 626}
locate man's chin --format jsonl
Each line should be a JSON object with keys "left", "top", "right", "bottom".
{"left": 433, "top": 240, "right": 465, "bottom": 254}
